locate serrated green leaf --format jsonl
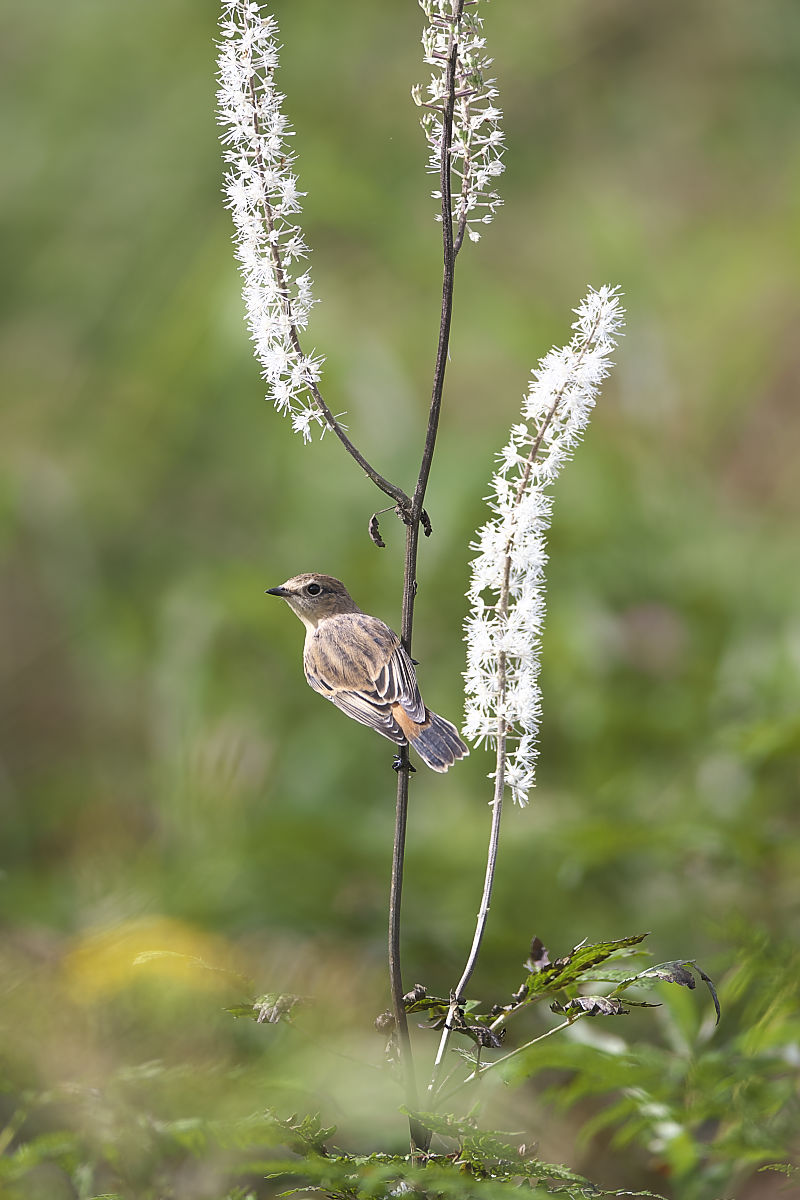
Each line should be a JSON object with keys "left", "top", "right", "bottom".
{"left": 511, "top": 934, "right": 649, "bottom": 1007}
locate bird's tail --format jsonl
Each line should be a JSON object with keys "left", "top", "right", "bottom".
{"left": 409, "top": 710, "right": 469, "bottom": 773}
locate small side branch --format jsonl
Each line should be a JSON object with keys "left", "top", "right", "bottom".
{"left": 247, "top": 77, "right": 411, "bottom": 514}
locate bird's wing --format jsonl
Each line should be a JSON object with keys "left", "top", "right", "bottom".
{"left": 303, "top": 612, "right": 426, "bottom": 736}
{"left": 372, "top": 643, "right": 426, "bottom": 723}
{"left": 329, "top": 689, "right": 406, "bottom": 745}
{"left": 337, "top": 613, "right": 425, "bottom": 722}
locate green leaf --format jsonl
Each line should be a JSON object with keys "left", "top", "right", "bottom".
{"left": 0, "top": 1131, "right": 83, "bottom": 1183}
{"left": 613, "top": 960, "right": 721, "bottom": 1025}
{"left": 225, "top": 993, "right": 306, "bottom": 1023}
{"left": 402, "top": 992, "right": 452, "bottom": 1015}
{"left": 758, "top": 1162, "right": 799, "bottom": 1177}
{"left": 509, "top": 934, "right": 650, "bottom": 1007}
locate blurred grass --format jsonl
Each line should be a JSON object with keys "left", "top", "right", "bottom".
{"left": 1, "top": 0, "right": 799, "bottom": 1196}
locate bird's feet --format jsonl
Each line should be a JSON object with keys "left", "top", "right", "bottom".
{"left": 392, "top": 754, "right": 416, "bottom": 773}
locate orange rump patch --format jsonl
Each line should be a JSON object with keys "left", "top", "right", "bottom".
{"left": 391, "top": 703, "right": 430, "bottom": 741}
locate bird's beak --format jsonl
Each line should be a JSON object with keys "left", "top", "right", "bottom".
{"left": 265, "top": 586, "right": 287, "bottom": 597}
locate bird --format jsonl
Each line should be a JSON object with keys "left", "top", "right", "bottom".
{"left": 265, "top": 573, "right": 469, "bottom": 773}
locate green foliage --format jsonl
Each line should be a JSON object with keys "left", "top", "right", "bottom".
{"left": 0, "top": 1130, "right": 83, "bottom": 1190}
{"left": 406, "top": 933, "right": 719, "bottom": 1064}
{"left": 512, "top": 935, "right": 650, "bottom": 1004}
{"left": 496, "top": 936, "right": 800, "bottom": 1200}
{"left": 1, "top": 1086, "right": 663, "bottom": 1200}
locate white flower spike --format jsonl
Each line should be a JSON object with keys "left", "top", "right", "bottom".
{"left": 217, "top": 2, "right": 325, "bottom": 440}
{"left": 414, "top": 0, "right": 505, "bottom": 245}
{"left": 463, "top": 286, "right": 625, "bottom": 806}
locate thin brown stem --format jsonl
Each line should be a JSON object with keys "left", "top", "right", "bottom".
{"left": 247, "top": 77, "right": 411, "bottom": 514}
{"left": 387, "top": 0, "right": 466, "bottom": 1157}
{"left": 388, "top": 666, "right": 428, "bottom": 1155}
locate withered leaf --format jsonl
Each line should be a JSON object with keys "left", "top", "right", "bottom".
{"left": 551, "top": 995, "right": 630, "bottom": 1017}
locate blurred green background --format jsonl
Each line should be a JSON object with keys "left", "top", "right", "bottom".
{"left": 1, "top": 1, "right": 798, "bottom": 1196}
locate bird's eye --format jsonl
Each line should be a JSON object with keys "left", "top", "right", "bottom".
{"left": 306, "top": 582, "right": 322, "bottom": 596}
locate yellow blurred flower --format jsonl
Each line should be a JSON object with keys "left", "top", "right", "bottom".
{"left": 63, "top": 916, "right": 245, "bottom": 1002}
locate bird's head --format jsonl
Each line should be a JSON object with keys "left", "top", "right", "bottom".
{"left": 265, "top": 573, "right": 360, "bottom": 629}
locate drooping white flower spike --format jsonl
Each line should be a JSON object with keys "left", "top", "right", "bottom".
{"left": 217, "top": 1, "right": 324, "bottom": 441}
{"left": 463, "top": 286, "right": 626, "bottom": 806}
{"left": 413, "top": 0, "right": 505, "bottom": 247}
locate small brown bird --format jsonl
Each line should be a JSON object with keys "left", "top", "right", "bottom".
{"left": 266, "top": 573, "right": 469, "bottom": 772}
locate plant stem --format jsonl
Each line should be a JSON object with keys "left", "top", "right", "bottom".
{"left": 388, "top": 650, "right": 427, "bottom": 1154}
{"left": 427, "top": 589, "right": 508, "bottom": 1102}
{"left": 387, "top": 0, "right": 465, "bottom": 1156}
{"left": 437, "top": 1017, "right": 582, "bottom": 1105}
{"left": 473, "top": 1016, "right": 582, "bottom": 1077}
{"left": 428, "top": 775, "right": 504, "bottom": 1099}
